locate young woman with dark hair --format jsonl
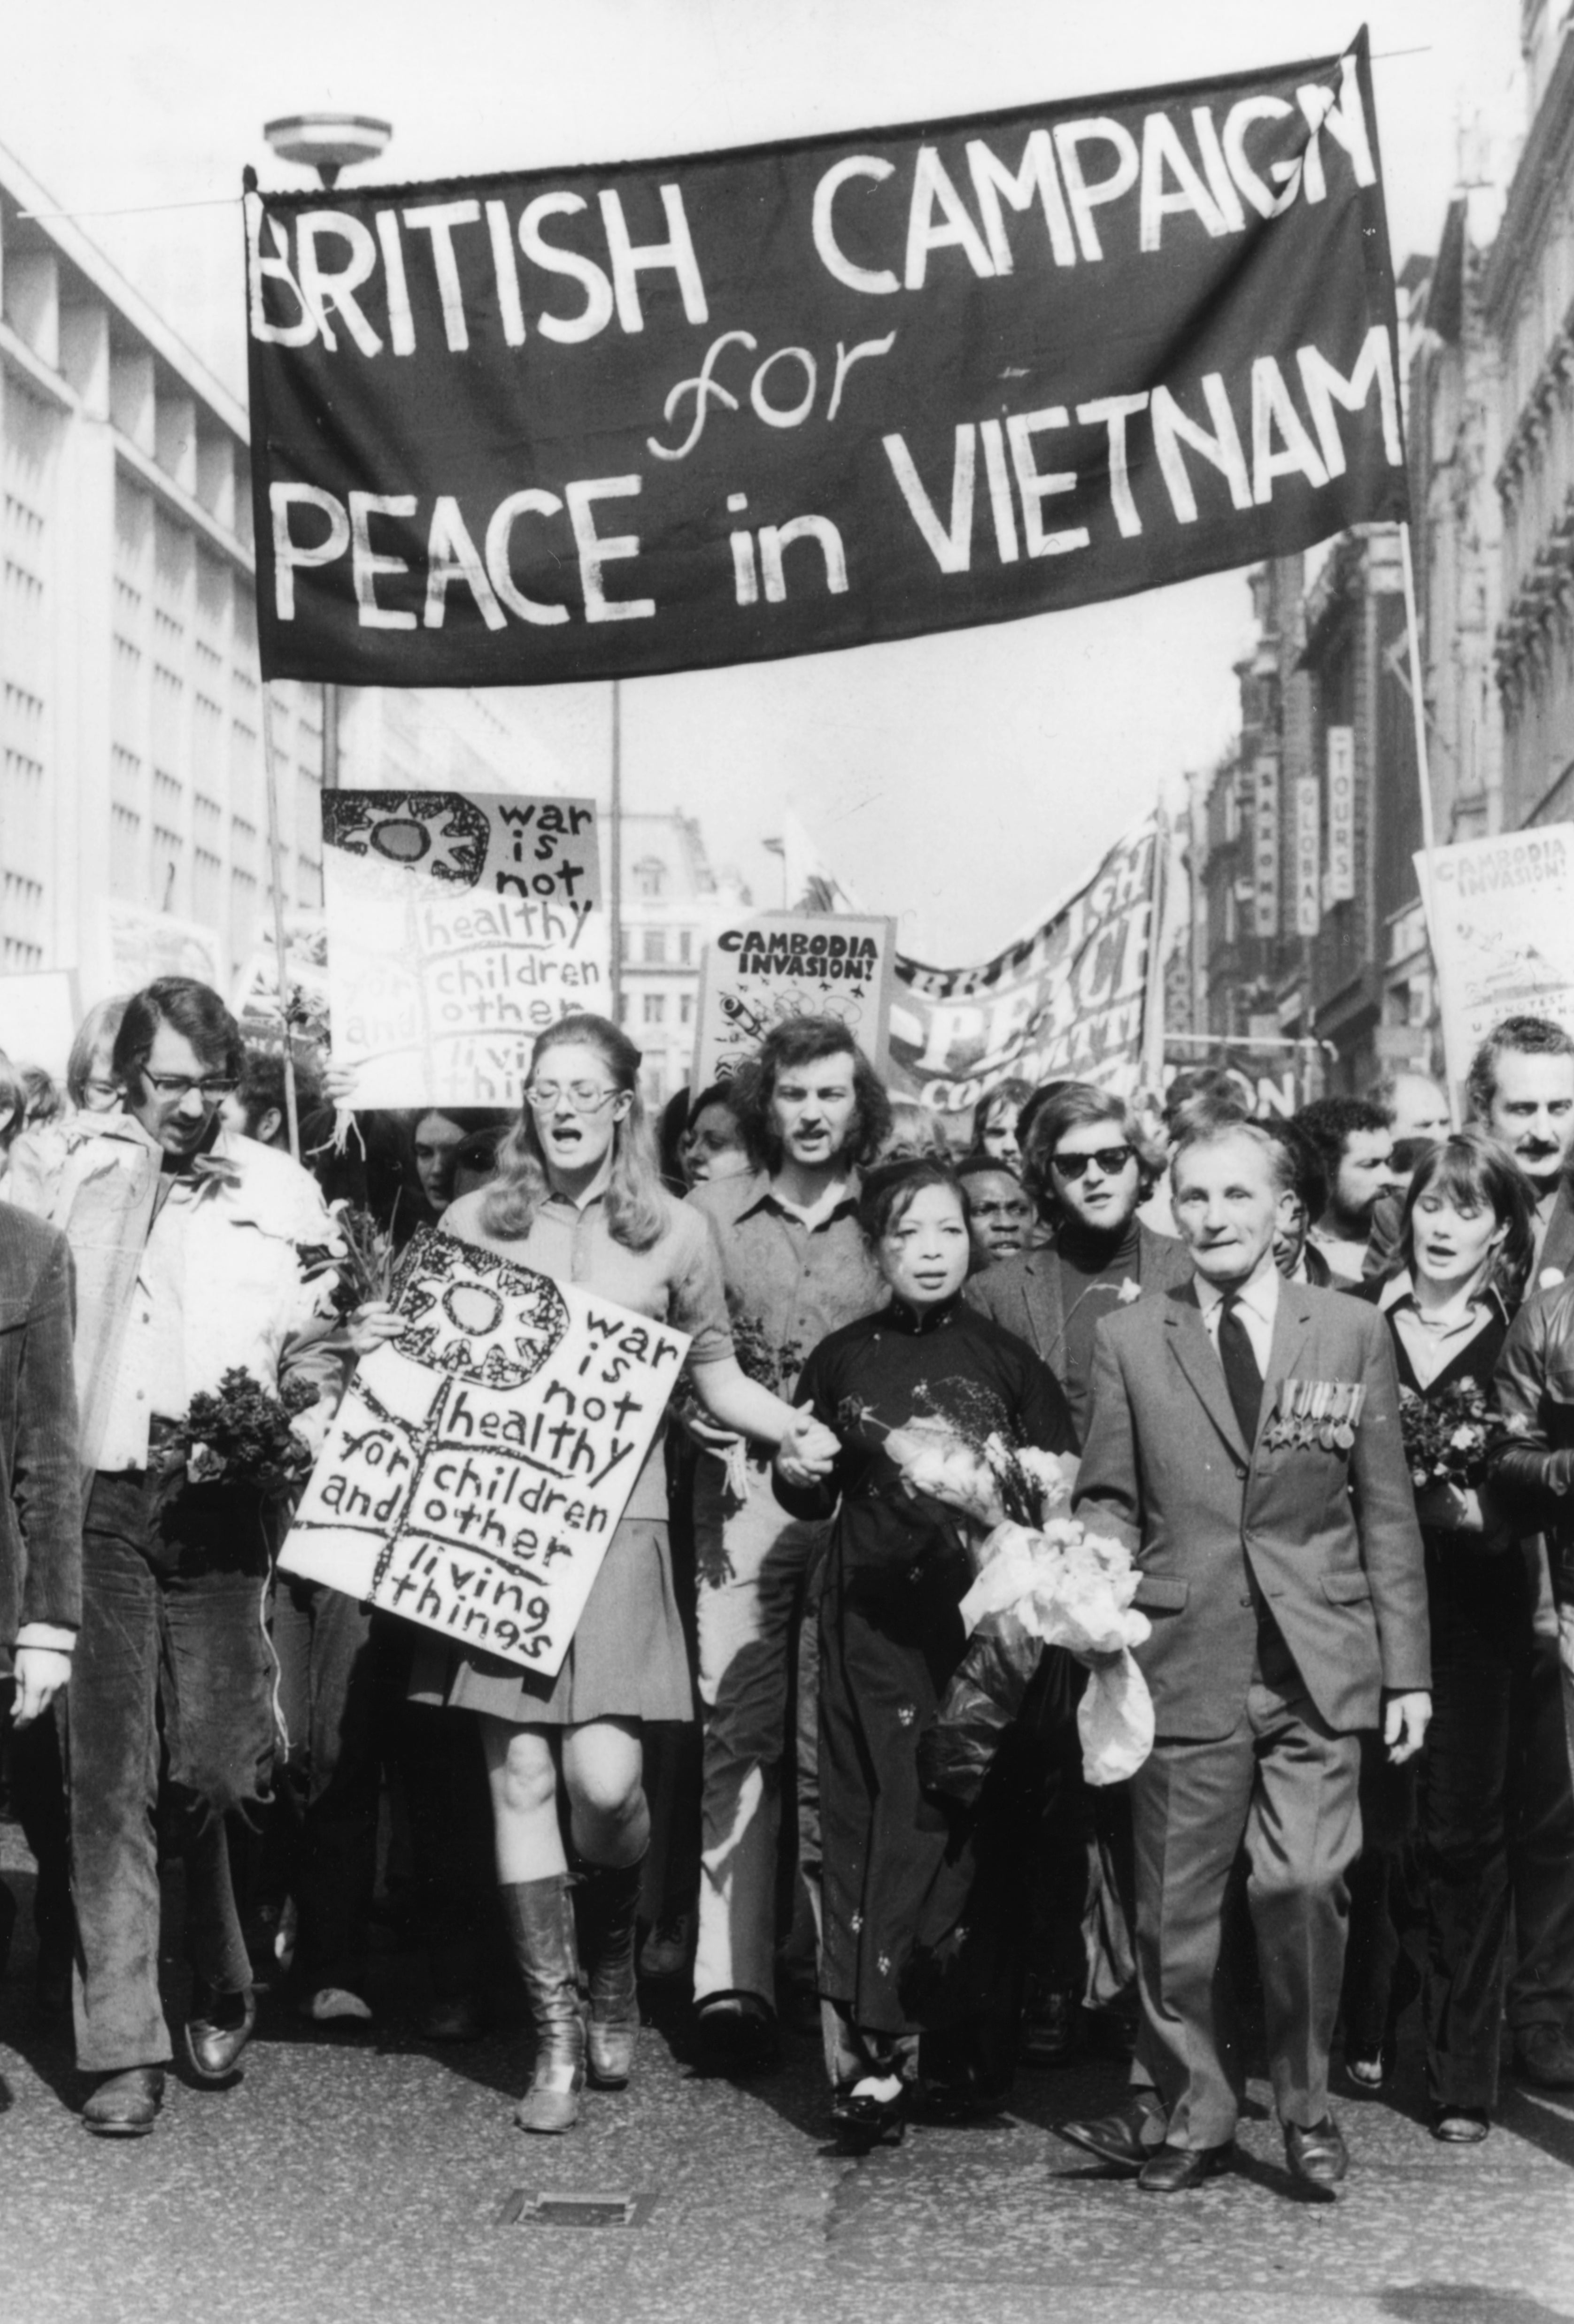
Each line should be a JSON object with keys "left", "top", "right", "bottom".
{"left": 407, "top": 1014, "right": 837, "bottom": 2137}
{"left": 1355, "top": 1131, "right": 1536, "bottom": 2141}
{"left": 776, "top": 1160, "right": 1076, "bottom": 2147}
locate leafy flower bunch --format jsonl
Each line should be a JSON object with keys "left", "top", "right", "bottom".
{"left": 837, "top": 1377, "right": 1077, "bottom": 1542}
{"left": 300, "top": 1200, "right": 400, "bottom": 1322}
{"left": 1398, "top": 1380, "right": 1527, "bottom": 1494}
{"left": 154, "top": 1367, "right": 320, "bottom": 1508}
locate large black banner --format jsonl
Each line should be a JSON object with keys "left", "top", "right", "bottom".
{"left": 247, "top": 32, "right": 1404, "bottom": 687}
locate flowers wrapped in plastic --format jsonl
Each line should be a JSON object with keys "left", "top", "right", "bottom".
{"left": 956, "top": 1519, "right": 1154, "bottom": 1786}
{"left": 864, "top": 1393, "right": 1152, "bottom": 1788}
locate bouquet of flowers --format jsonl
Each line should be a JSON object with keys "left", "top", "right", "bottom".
{"left": 298, "top": 1200, "right": 400, "bottom": 1323}
{"left": 154, "top": 1367, "right": 321, "bottom": 1509}
{"left": 856, "top": 1386, "right": 1152, "bottom": 1785}
{"left": 1398, "top": 1379, "right": 1526, "bottom": 1494}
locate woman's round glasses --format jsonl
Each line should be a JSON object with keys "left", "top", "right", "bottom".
{"left": 524, "top": 1082, "right": 622, "bottom": 1115}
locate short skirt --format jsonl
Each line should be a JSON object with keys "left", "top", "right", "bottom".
{"left": 408, "top": 1517, "right": 695, "bottom": 1727}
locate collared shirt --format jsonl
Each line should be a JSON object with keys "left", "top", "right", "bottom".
{"left": 687, "top": 1167, "right": 884, "bottom": 1408}
{"left": 440, "top": 1179, "right": 732, "bottom": 1521}
{"left": 1533, "top": 1185, "right": 1561, "bottom": 1274}
{"left": 1379, "top": 1267, "right": 1500, "bottom": 1393}
{"left": 1308, "top": 1223, "right": 1367, "bottom": 1282}
{"left": 1194, "top": 1261, "right": 1280, "bottom": 1377}
{"left": 98, "top": 1171, "right": 203, "bottom": 1470}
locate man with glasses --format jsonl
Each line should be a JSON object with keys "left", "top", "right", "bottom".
{"left": 969, "top": 1082, "right": 1192, "bottom": 2069}
{"left": 10, "top": 977, "right": 342, "bottom": 2135}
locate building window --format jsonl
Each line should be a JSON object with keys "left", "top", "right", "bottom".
{"left": 634, "top": 856, "right": 666, "bottom": 898}
{"left": 680, "top": 993, "right": 694, "bottom": 1026}
{"left": 643, "top": 928, "right": 667, "bottom": 964}
{"left": 643, "top": 992, "right": 665, "bottom": 1026}
{"left": 678, "top": 928, "right": 693, "bottom": 964}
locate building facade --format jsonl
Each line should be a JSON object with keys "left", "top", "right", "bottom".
{"left": 617, "top": 810, "right": 751, "bottom": 1107}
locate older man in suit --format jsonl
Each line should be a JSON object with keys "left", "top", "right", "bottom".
{"left": 1061, "top": 1117, "right": 1430, "bottom": 2191}
{"left": 0, "top": 1187, "right": 83, "bottom": 1976}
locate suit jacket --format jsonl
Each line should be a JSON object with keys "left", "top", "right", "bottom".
{"left": 1074, "top": 1277, "right": 1428, "bottom": 1741}
{"left": 967, "top": 1220, "right": 1193, "bottom": 1421}
{"left": 0, "top": 1201, "right": 82, "bottom": 1675}
{"left": 1535, "top": 1178, "right": 1574, "bottom": 1289}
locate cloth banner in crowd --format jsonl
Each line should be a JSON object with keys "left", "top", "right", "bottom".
{"left": 693, "top": 911, "right": 897, "bottom": 1089}
{"left": 232, "top": 912, "right": 331, "bottom": 1051}
{"left": 1418, "top": 827, "right": 1574, "bottom": 1093}
{"left": 279, "top": 1225, "right": 689, "bottom": 1677}
{"left": 247, "top": 34, "right": 1405, "bottom": 688}
{"left": 889, "top": 820, "right": 1156, "bottom": 1113}
{"left": 1160, "top": 1039, "right": 1319, "bottom": 1120}
{"left": 321, "top": 791, "right": 606, "bottom": 1106}
{"left": 0, "top": 971, "right": 79, "bottom": 1081}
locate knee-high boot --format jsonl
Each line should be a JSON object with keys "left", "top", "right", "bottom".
{"left": 578, "top": 1854, "right": 646, "bottom": 2089}
{"left": 499, "top": 1877, "right": 586, "bottom": 2133}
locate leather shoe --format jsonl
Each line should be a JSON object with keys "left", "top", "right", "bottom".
{"left": 1431, "top": 2106, "right": 1489, "bottom": 2144}
{"left": 184, "top": 1985, "right": 256, "bottom": 2084}
{"left": 83, "top": 2066, "right": 166, "bottom": 2138}
{"left": 1137, "top": 2140, "right": 1233, "bottom": 2193}
{"left": 1285, "top": 2115, "right": 1349, "bottom": 2187}
{"left": 1057, "top": 2098, "right": 1167, "bottom": 2174}
{"left": 1514, "top": 2024, "right": 1574, "bottom": 2090}
{"left": 830, "top": 2079, "right": 907, "bottom": 2150}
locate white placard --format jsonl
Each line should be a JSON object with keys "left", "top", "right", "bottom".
{"left": 1419, "top": 826, "right": 1574, "bottom": 1089}
{"left": 279, "top": 1226, "right": 688, "bottom": 1677}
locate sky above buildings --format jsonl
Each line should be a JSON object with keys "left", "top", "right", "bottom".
{"left": 6, "top": 1, "right": 1525, "bottom": 962}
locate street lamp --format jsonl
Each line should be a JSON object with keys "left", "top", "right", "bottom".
{"left": 260, "top": 113, "right": 392, "bottom": 790}
{"left": 262, "top": 113, "right": 392, "bottom": 189}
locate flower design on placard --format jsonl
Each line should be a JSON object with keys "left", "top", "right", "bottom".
{"left": 393, "top": 1225, "right": 568, "bottom": 1389}
{"left": 323, "top": 791, "right": 489, "bottom": 896}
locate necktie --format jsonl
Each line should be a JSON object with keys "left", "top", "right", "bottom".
{"left": 1217, "top": 1291, "right": 1263, "bottom": 1451}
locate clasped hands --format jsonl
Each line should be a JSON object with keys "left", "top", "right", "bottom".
{"left": 775, "top": 1413, "right": 840, "bottom": 1489}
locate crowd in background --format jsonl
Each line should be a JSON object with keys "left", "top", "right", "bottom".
{"left": 0, "top": 980, "right": 1572, "bottom": 2188}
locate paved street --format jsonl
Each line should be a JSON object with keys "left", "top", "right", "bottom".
{"left": 2, "top": 1829, "right": 1572, "bottom": 2324}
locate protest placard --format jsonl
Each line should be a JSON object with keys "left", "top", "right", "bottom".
{"left": 247, "top": 37, "right": 1405, "bottom": 690}
{"left": 0, "top": 970, "right": 80, "bottom": 1080}
{"left": 889, "top": 819, "right": 1156, "bottom": 1112}
{"left": 1419, "top": 827, "right": 1574, "bottom": 1090}
{"left": 278, "top": 1225, "right": 689, "bottom": 1677}
{"left": 321, "top": 790, "right": 606, "bottom": 1106}
{"left": 232, "top": 911, "right": 331, "bottom": 1050}
{"left": 693, "top": 912, "right": 896, "bottom": 1088}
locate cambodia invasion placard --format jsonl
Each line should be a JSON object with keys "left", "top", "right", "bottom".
{"left": 248, "top": 37, "right": 1405, "bottom": 689}
{"left": 1420, "top": 827, "right": 1574, "bottom": 1091}
{"left": 279, "top": 1227, "right": 689, "bottom": 1677}
{"left": 321, "top": 789, "right": 606, "bottom": 1105}
{"left": 693, "top": 913, "right": 897, "bottom": 1087}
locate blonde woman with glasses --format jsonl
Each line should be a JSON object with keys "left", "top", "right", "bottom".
{"left": 406, "top": 1013, "right": 837, "bottom": 2136}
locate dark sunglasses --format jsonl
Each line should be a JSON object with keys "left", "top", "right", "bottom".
{"left": 1051, "top": 1144, "right": 1134, "bottom": 1181}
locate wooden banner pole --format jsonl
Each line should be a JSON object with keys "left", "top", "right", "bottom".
{"left": 260, "top": 683, "right": 302, "bottom": 1162}
{"left": 1397, "top": 520, "right": 1461, "bottom": 1127}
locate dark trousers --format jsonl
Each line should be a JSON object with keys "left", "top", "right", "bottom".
{"left": 1131, "top": 1666, "right": 1362, "bottom": 2149}
{"left": 3, "top": 1694, "right": 74, "bottom": 1973}
{"left": 1420, "top": 1544, "right": 1574, "bottom": 2109}
{"left": 270, "top": 1575, "right": 382, "bottom": 1996}
{"left": 62, "top": 1473, "right": 273, "bottom": 2074}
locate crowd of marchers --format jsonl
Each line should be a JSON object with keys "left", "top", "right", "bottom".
{"left": 1, "top": 982, "right": 1573, "bottom": 2200}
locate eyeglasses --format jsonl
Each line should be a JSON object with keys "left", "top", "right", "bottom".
{"left": 524, "top": 1082, "right": 623, "bottom": 1115}
{"left": 1051, "top": 1144, "right": 1134, "bottom": 1181}
{"left": 140, "top": 1072, "right": 238, "bottom": 1101}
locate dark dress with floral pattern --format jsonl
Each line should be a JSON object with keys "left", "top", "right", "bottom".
{"left": 779, "top": 1294, "right": 1075, "bottom": 2037}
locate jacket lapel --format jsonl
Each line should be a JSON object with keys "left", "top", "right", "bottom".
{"left": 1023, "top": 1249, "right": 1064, "bottom": 1364}
{"left": 1163, "top": 1285, "right": 1250, "bottom": 1463}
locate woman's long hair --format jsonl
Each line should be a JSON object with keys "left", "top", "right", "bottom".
{"left": 1398, "top": 1128, "right": 1535, "bottom": 1302}
{"left": 481, "top": 1014, "right": 667, "bottom": 1252}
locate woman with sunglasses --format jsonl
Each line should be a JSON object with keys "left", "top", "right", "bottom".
{"left": 409, "top": 1014, "right": 837, "bottom": 2137}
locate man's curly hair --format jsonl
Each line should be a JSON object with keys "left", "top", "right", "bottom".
{"left": 728, "top": 1015, "right": 893, "bottom": 1173}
